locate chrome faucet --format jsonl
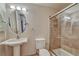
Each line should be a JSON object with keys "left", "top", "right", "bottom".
{"left": 17, "top": 34, "right": 20, "bottom": 39}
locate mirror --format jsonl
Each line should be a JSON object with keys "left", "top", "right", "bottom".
{"left": 0, "top": 6, "right": 6, "bottom": 32}
{"left": 0, "top": 4, "right": 7, "bottom": 43}
{"left": 8, "top": 9, "right": 28, "bottom": 38}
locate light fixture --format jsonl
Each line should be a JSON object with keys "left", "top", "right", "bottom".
{"left": 22, "top": 8, "right": 26, "bottom": 11}
{"left": 64, "top": 16, "right": 71, "bottom": 19}
{"left": 10, "top": 5, "right": 15, "bottom": 9}
{"left": 16, "top": 6, "right": 21, "bottom": 10}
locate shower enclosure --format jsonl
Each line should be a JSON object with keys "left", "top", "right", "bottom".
{"left": 49, "top": 3, "right": 79, "bottom": 56}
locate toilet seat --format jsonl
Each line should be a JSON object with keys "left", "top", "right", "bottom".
{"left": 39, "top": 49, "right": 50, "bottom": 56}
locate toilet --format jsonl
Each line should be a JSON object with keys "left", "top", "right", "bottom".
{"left": 35, "top": 38, "right": 50, "bottom": 56}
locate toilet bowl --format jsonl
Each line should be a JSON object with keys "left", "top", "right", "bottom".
{"left": 39, "top": 49, "right": 50, "bottom": 56}
{"left": 35, "top": 38, "right": 51, "bottom": 56}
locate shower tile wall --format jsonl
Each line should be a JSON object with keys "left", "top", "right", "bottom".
{"left": 49, "top": 16, "right": 61, "bottom": 50}
{"left": 58, "top": 4, "right": 79, "bottom": 56}
{"left": 60, "top": 16, "right": 79, "bottom": 55}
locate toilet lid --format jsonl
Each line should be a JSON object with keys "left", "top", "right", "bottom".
{"left": 39, "top": 49, "right": 50, "bottom": 56}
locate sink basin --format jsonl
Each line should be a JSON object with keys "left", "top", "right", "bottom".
{"left": 0, "top": 38, "right": 27, "bottom": 56}
{"left": 0, "top": 38, "right": 27, "bottom": 46}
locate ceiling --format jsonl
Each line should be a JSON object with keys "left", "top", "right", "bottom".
{"left": 8, "top": 3, "right": 72, "bottom": 14}
{"left": 34, "top": 3, "right": 71, "bottom": 12}
{"left": 34, "top": 3, "right": 71, "bottom": 8}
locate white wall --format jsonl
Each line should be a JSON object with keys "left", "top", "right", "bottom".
{"left": 7, "top": 3, "right": 54, "bottom": 55}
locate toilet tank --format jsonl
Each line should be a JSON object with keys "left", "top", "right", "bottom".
{"left": 35, "top": 38, "right": 45, "bottom": 49}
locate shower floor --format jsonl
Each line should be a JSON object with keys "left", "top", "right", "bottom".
{"left": 52, "top": 48, "right": 74, "bottom": 56}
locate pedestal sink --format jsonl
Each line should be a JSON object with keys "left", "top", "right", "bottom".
{"left": 0, "top": 38, "right": 27, "bottom": 56}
